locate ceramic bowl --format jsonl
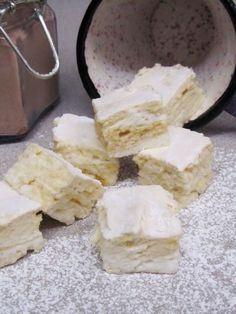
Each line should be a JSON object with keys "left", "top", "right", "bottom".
{"left": 77, "top": 0, "right": 236, "bottom": 128}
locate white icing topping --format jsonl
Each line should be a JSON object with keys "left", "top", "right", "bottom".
{"left": 0, "top": 182, "right": 41, "bottom": 225}
{"left": 130, "top": 64, "right": 196, "bottom": 105}
{"left": 98, "top": 185, "right": 182, "bottom": 240}
{"left": 138, "top": 126, "right": 212, "bottom": 171}
{"left": 53, "top": 114, "right": 105, "bottom": 151}
{"left": 92, "top": 86, "right": 162, "bottom": 121}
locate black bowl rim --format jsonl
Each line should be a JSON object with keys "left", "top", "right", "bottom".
{"left": 77, "top": 0, "right": 236, "bottom": 129}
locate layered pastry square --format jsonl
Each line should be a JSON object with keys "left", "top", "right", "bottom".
{"left": 0, "top": 182, "right": 43, "bottom": 268}
{"left": 134, "top": 127, "right": 213, "bottom": 207}
{"left": 5, "top": 143, "right": 104, "bottom": 225}
{"left": 53, "top": 114, "right": 119, "bottom": 186}
{"left": 94, "top": 185, "right": 182, "bottom": 274}
{"left": 92, "top": 86, "right": 167, "bottom": 157}
{"left": 130, "top": 64, "right": 206, "bottom": 126}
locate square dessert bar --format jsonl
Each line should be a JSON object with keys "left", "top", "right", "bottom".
{"left": 0, "top": 182, "right": 43, "bottom": 268}
{"left": 130, "top": 64, "right": 206, "bottom": 126}
{"left": 5, "top": 143, "right": 104, "bottom": 225}
{"left": 92, "top": 86, "right": 167, "bottom": 157}
{"left": 134, "top": 127, "right": 213, "bottom": 207}
{"left": 53, "top": 114, "right": 119, "bottom": 186}
{"left": 94, "top": 185, "right": 182, "bottom": 274}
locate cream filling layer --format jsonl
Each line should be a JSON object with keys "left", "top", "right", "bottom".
{"left": 54, "top": 146, "right": 119, "bottom": 186}
{"left": 96, "top": 105, "right": 167, "bottom": 157}
{"left": 0, "top": 213, "right": 43, "bottom": 268}
{"left": 135, "top": 145, "right": 213, "bottom": 207}
{"left": 94, "top": 229, "right": 180, "bottom": 274}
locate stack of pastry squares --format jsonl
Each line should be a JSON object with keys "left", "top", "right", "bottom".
{"left": 5, "top": 143, "right": 104, "bottom": 225}
{"left": 94, "top": 185, "right": 182, "bottom": 274}
{"left": 0, "top": 63, "right": 213, "bottom": 274}
{"left": 134, "top": 127, "right": 213, "bottom": 207}
{"left": 0, "top": 182, "right": 43, "bottom": 268}
{"left": 53, "top": 114, "right": 119, "bottom": 186}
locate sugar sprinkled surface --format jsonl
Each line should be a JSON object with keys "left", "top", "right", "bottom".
{"left": 0, "top": 134, "right": 235, "bottom": 314}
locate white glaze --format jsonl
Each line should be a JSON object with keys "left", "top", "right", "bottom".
{"left": 138, "top": 126, "right": 212, "bottom": 171}
{"left": 0, "top": 181, "right": 41, "bottom": 226}
{"left": 98, "top": 185, "right": 182, "bottom": 240}
{"left": 53, "top": 114, "right": 105, "bottom": 151}
{"left": 130, "top": 64, "right": 196, "bottom": 106}
{"left": 93, "top": 86, "right": 162, "bottom": 121}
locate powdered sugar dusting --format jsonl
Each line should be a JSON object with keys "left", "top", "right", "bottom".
{"left": 0, "top": 145, "right": 235, "bottom": 314}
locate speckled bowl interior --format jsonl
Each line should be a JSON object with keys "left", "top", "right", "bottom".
{"left": 79, "top": 0, "right": 236, "bottom": 123}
